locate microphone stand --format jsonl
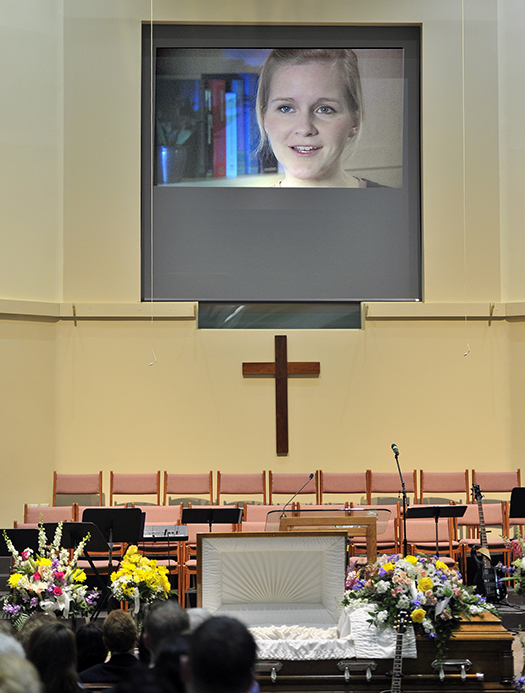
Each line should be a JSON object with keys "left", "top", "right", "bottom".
{"left": 393, "top": 447, "right": 409, "bottom": 557}
{"left": 281, "top": 474, "right": 314, "bottom": 518}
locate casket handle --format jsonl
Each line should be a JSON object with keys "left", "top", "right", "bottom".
{"left": 254, "top": 661, "right": 283, "bottom": 683}
{"left": 337, "top": 660, "right": 377, "bottom": 682}
{"left": 431, "top": 658, "right": 472, "bottom": 682}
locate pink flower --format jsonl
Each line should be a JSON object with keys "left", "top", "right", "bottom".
{"left": 21, "top": 551, "right": 29, "bottom": 560}
{"left": 53, "top": 571, "right": 65, "bottom": 581}
{"left": 32, "top": 573, "right": 41, "bottom": 581}
{"left": 53, "top": 586, "right": 63, "bottom": 596}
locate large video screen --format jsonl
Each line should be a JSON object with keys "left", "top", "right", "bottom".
{"left": 142, "top": 24, "right": 421, "bottom": 302}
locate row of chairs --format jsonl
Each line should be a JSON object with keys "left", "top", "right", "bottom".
{"left": 52, "top": 469, "right": 521, "bottom": 508}
{"left": 13, "top": 494, "right": 517, "bottom": 604}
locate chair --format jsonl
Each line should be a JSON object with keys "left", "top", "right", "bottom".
{"left": 268, "top": 471, "right": 319, "bottom": 505}
{"left": 240, "top": 504, "right": 280, "bottom": 532}
{"left": 109, "top": 471, "right": 161, "bottom": 506}
{"left": 179, "top": 507, "right": 239, "bottom": 607}
{"left": 163, "top": 472, "right": 213, "bottom": 506}
{"left": 348, "top": 503, "right": 401, "bottom": 557}
{"left": 134, "top": 504, "right": 184, "bottom": 604}
{"left": 318, "top": 471, "right": 368, "bottom": 505}
{"left": 216, "top": 471, "right": 266, "bottom": 505}
{"left": 471, "top": 470, "right": 521, "bottom": 501}
{"left": 457, "top": 500, "right": 511, "bottom": 584}
{"left": 15, "top": 504, "right": 77, "bottom": 528}
{"left": 53, "top": 472, "right": 103, "bottom": 506}
{"left": 419, "top": 470, "right": 469, "bottom": 505}
{"left": 367, "top": 470, "right": 417, "bottom": 505}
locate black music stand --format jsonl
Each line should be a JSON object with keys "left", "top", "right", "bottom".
{"left": 0, "top": 529, "right": 39, "bottom": 557}
{"left": 181, "top": 507, "right": 243, "bottom": 531}
{"left": 81, "top": 508, "right": 144, "bottom": 619}
{"left": 405, "top": 504, "right": 467, "bottom": 558}
{"left": 43, "top": 522, "right": 110, "bottom": 594}
{"left": 510, "top": 488, "right": 525, "bottom": 518}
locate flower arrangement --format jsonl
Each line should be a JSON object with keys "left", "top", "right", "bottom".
{"left": 1, "top": 522, "right": 99, "bottom": 628}
{"left": 109, "top": 545, "right": 171, "bottom": 615}
{"left": 341, "top": 553, "right": 497, "bottom": 660}
{"left": 500, "top": 530, "right": 525, "bottom": 596}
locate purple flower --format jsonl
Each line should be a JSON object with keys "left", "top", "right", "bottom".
{"left": 30, "top": 597, "right": 38, "bottom": 608}
{"left": 2, "top": 603, "right": 21, "bottom": 615}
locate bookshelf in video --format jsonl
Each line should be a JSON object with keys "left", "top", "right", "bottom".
{"left": 155, "top": 72, "right": 277, "bottom": 185}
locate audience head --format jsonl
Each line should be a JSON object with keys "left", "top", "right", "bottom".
{"left": 186, "top": 608, "right": 211, "bottom": 632}
{"left": 0, "top": 654, "right": 41, "bottom": 693}
{"left": 103, "top": 609, "right": 138, "bottom": 654}
{"left": 27, "top": 621, "right": 78, "bottom": 693}
{"left": 143, "top": 599, "right": 189, "bottom": 662}
{"left": 17, "top": 613, "right": 56, "bottom": 654}
{"left": 75, "top": 621, "right": 107, "bottom": 673}
{"left": 0, "top": 633, "right": 24, "bottom": 659}
{"left": 188, "top": 616, "right": 257, "bottom": 693}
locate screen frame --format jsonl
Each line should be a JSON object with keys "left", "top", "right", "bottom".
{"left": 141, "top": 23, "right": 421, "bottom": 304}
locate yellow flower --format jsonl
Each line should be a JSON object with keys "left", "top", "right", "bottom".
{"left": 8, "top": 573, "right": 23, "bottom": 588}
{"left": 417, "top": 577, "right": 434, "bottom": 592}
{"left": 73, "top": 569, "right": 87, "bottom": 583}
{"left": 411, "top": 608, "right": 426, "bottom": 623}
{"left": 435, "top": 560, "right": 448, "bottom": 572}
{"left": 405, "top": 555, "right": 418, "bottom": 564}
{"left": 37, "top": 558, "right": 52, "bottom": 567}
{"left": 382, "top": 562, "right": 394, "bottom": 572}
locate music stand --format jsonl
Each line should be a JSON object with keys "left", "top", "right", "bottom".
{"left": 43, "top": 522, "right": 110, "bottom": 594}
{"left": 405, "top": 505, "right": 467, "bottom": 558}
{"left": 510, "top": 488, "right": 525, "bottom": 518}
{"left": 181, "top": 507, "right": 243, "bottom": 530}
{"left": 0, "top": 529, "right": 39, "bottom": 557}
{"left": 82, "top": 508, "right": 145, "bottom": 619}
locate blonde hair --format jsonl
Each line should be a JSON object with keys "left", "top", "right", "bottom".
{"left": 256, "top": 48, "right": 363, "bottom": 157}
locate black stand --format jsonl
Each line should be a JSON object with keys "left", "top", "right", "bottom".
{"left": 393, "top": 447, "right": 410, "bottom": 557}
{"left": 510, "top": 487, "right": 525, "bottom": 519}
{"left": 0, "top": 529, "right": 40, "bottom": 556}
{"left": 181, "top": 507, "right": 243, "bottom": 530}
{"left": 81, "top": 508, "right": 145, "bottom": 619}
{"left": 405, "top": 504, "right": 467, "bottom": 558}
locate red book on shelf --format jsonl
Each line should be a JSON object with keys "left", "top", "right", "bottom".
{"left": 206, "top": 78, "right": 226, "bottom": 177}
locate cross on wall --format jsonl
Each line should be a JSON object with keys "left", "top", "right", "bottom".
{"left": 242, "top": 335, "right": 320, "bottom": 455}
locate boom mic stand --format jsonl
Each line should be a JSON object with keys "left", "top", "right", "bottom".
{"left": 392, "top": 444, "right": 409, "bottom": 557}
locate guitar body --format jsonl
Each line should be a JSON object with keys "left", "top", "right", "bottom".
{"left": 471, "top": 484, "right": 506, "bottom": 603}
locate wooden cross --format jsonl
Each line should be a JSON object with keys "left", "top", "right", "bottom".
{"left": 242, "top": 335, "right": 320, "bottom": 455}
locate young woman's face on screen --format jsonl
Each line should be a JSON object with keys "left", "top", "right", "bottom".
{"left": 263, "top": 61, "right": 357, "bottom": 186}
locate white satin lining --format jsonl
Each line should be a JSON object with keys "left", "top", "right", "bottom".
{"left": 200, "top": 534, "right": 345, "bottom": 625}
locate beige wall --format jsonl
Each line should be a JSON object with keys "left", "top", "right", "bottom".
{"left": 0, "top": 0, "right": 524, "bottom": 527}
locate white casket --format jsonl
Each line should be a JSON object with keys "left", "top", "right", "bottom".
{"left": 197, "top": 532, "right": 513, "bottom": 692}
{"left": 196, "top": 531, "right": 415, "bottom": 660}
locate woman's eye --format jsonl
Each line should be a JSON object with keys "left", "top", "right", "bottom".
{"left": 278, "top": 105, "right": 293, "bottom": 113}
{"left": 317, "top": 106, "right": 335, "bottom": 114}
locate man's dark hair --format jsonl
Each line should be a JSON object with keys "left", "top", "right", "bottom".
{"left": 143, "top": 599, "right": 190, "bottom": 658}
{"left": 189, "top": 616, "right": 257, "bottom": 693}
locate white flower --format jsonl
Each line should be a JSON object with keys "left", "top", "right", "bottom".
{"left": 376, "top": 610, "right": 388, "bottom": 623}
{"left": 397, "top": 595, "right": 410, "bottom": 609}
{"left": 375, "top": 580, "right": 389, "bottom": 594}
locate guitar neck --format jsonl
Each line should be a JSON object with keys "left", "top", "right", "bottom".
{"left": 391, "top": 631, "right": 404, "bottom": 693}
{"left": 476, "top": 499, "right": 490, "bottom": 552}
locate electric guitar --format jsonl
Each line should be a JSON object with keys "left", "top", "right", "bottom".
{"left": 381, "top": 609, "right": 409, "bottom": 693}
{"left": 471, "top": 483, "right": 506, "bottom": 602}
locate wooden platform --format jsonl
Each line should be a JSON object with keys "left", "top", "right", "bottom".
{"left": 255, "top": 613, "right": 514, "bottom": 692}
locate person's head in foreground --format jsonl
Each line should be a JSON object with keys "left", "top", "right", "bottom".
{"left": 102, "top": 609, "right": 138, "bottom": 655}
{"left": 0, "top": 654, "right": 42, "bottom": 693}
{"left": 143, "top": 599, "right": 190, "bottom": 663}
{"left": 187, "top": 616, "right": 257, "bottom": 693}
{"left": 256, "top": 48, "right": 363, "bottom": 187}
{"left": 27, "top": 622, "right": 78, "bottom": 693}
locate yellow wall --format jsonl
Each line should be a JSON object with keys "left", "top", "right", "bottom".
{"left": 1, "top": 0, "right": 524, "bottom": 527}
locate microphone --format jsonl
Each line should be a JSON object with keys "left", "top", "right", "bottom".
{"left": 391, "top": 443, "right": 400, "bottom": 456}
{"left": 281, "top": 473, "right": 314, "bottom": 518}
